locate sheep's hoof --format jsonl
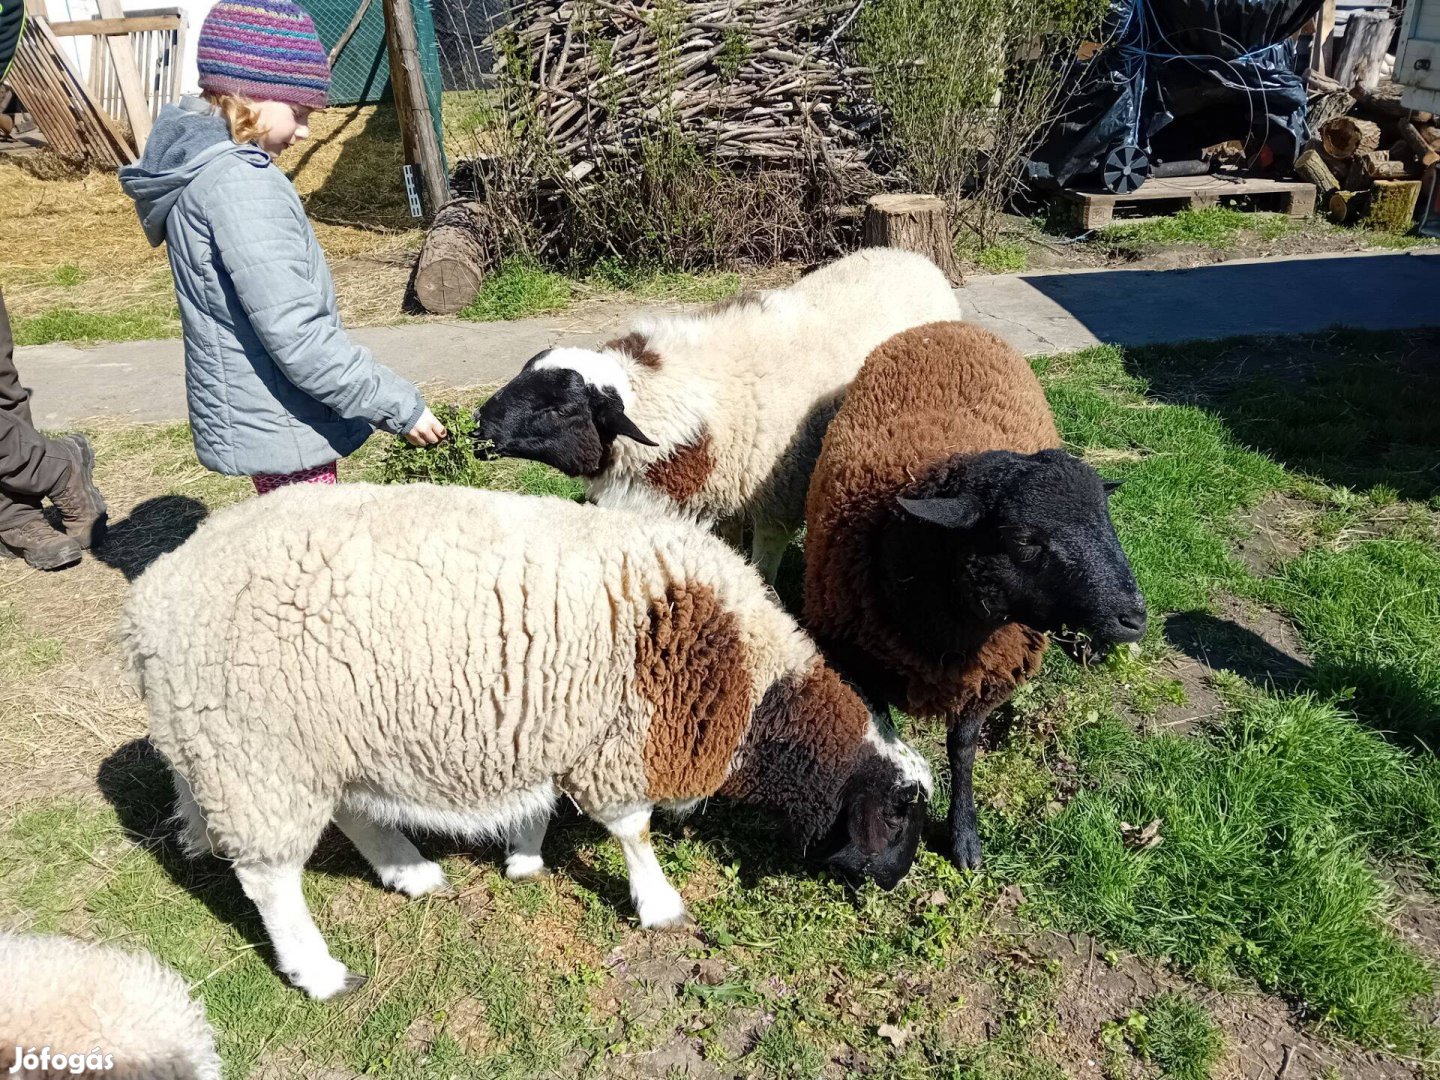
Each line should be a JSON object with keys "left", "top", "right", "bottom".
{"left": 949, "top": 833, "right": 984, "bottom": 872}
{"left": 504, "top": 854, "right": 549, "bottom": 881}
{"left": 646, "top": 911, "right": 697, "bottom": 933}
{"left": 296, "top": 963, "right": 367, "bottom": 1000}
{"left": 386, "top": 860, "right": 451, "bottom": 898}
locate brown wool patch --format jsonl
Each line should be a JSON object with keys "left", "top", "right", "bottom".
{"left": 645, "top": 430, "right": 714, "bottom": 503}
{"left": 605, "top": 331, "right": 662, "bottom": 369}
{"left": 636, "top": 582, "right": 754, "bottom": 800}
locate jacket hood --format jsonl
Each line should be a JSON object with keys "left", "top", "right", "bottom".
{"left": 118, "top": 97, "right": 270, "bottom": 246}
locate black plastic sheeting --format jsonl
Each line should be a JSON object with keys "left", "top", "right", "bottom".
{"left": 1030, "top": 0, "right": 1325, "bottom": 189}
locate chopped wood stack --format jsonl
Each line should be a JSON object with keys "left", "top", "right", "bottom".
{"left": 1301, "top": 75, "right": 1438, "bottom": 233}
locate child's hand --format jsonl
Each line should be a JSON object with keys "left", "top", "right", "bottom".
{"left": 405, "top": 408, "right": 448, "bottom": 447}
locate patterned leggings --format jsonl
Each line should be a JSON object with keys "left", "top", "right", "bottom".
{"left": 251, "top": 461, "right": 338, "bottom": 495}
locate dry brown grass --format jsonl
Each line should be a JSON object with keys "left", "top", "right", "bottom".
{"left": 0, "top": 103, "right": 425, "bottom": 336}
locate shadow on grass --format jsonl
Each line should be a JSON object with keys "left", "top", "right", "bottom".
{"left": 93, "top": 495, "right": 208, "bottom": 581}
{"left": 1164, "top": 611, "right": 1310, "bottom": 694}
{"left": 1166, "top": 609, "right": 1439, "bottom": 752}
{"left": 1123, "top": 328, "right": 1440, "bottom": 501}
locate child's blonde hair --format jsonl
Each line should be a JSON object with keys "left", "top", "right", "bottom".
{"left": 202, "top": 92, "right": 266, "bottom": 147}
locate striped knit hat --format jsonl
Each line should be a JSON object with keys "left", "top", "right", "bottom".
{"left": 197, "top": 0, "right": 330, "bottom": 109}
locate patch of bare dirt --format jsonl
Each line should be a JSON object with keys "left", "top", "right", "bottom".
{"left": 1032, "top": 932, "right": 1423, "bottom": 1079}
{"left": 1234, "top": 494, "right": 1313, "bottom": 575}
{"left": 1164, "top": 596, "right": 1312, "bottom": 702}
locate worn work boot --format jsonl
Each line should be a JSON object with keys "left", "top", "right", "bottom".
{"left": 0, "top": 513, "right": 83, "bottom": 570}
{"left": 47, "top": 434, "right": 107, "bottom": 549}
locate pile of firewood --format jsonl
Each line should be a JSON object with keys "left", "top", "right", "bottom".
{"left": 1298, "top": 76, "right": 1439, "bottom": 232}
{"left": 495, "top": 0, "right": 879, "bottom": 184}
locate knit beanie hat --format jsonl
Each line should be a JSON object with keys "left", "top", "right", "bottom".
{"left": 197, "top": 0, "right": 330, "bottom": 109}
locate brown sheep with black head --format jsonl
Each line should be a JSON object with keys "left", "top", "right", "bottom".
{"left": 804, "top": 321, "right": 1147, "bottom": 869}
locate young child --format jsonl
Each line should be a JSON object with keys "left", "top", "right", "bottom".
{"left": 118, "top": 0, "right": 445, "bottom": 494}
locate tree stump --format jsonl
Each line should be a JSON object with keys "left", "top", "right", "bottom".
{"left": 1334, "top": 11, "right": 1394, "bottom": 91}
{"left": 862, "top": 194, "right": 964, "bottom": 284}
{"left": 1320, "top": 116, "right": 1382, "bottom": 159}
{"left": 1365, "top": 180, "right": 1423, "bottom": 233}
{"left": 1295, "top": 148, "right": 1340, "bottom": 195}
{"left": 414, "top": 201, "right": 493, "bottom": 315}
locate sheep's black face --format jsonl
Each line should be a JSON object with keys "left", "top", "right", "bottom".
{"left": 891, "top": 449, "right": 1147, "bottom": 660}
{"left": 816, "top": 756, "right": 926, "bottom": 891}
{"left": 472, "top": 352, "right": 656, "bottom": 478}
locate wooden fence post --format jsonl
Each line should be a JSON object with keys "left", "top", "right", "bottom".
{"left": 92, "top": 0, "right": 151, "bottom": 151}
{"left": 382, "top": 0, "right": 446, "bottom": 217}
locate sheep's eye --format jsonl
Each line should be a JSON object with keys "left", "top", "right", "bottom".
{"left": 1008, "top": 532, "right": 1045, "bottom": 562}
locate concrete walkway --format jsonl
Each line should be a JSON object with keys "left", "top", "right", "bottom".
{"left": 18, "top": 248, "right": 1440, "bottom": 429}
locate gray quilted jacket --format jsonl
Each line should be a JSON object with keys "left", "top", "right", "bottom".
{"left": 119, "top": 98, "right": 425, "bottom": 476}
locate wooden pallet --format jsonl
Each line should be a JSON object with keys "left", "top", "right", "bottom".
{"left": 1055, "top": 175, "right": 1317, "bottom": 230}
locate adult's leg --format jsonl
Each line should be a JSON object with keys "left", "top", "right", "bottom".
{"left": 0, "top": 291, "right": 105, "bottom": 551}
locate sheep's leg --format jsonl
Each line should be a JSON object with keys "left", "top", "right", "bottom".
{"left": 504, "top": 812, "right": 550, "bottom": 881}
{"left": 750, "top": 521, "right": 792, "bottom": 585}
{"left": 234, "top": 860, "right": 365, "bottom": 1000}
{"left": 596, "top": 806, "right": 693, "bottom": 930}
{"left": 715, "top": 514, "right": 746, "bottom": 554}
{"left": 333, "top": 805, "right": 450, "bottom": 898}
{"left": 947, "top": 711, "right": 986, "bottom": 871}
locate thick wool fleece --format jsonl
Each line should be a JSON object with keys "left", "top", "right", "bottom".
{"left": 804, "top": 321, "right": 1061, "bottom": 716}
{"left": 122, "top": 485, "right": 892, "bottom": 863}
{"left": 590, "top": 248, "right": 961, "bottom": 532}
{"left": 0, "top": 933, "right": 220, "bottom": 1080}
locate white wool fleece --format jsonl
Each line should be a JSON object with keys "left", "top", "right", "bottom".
{"left": 120, "top": 484, "right": 827, "bottom": 867}
{"left": 587, "top": 248, "right": 961, "bottom": 544}
{"left": 0, "top": 934, "right": 220, "bottom": 1080}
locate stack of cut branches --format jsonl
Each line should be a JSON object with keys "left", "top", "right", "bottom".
{"left": 498, "top": 0, "right": 881, "bottom": 183}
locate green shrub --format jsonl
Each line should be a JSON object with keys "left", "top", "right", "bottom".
{"left": 1138, "top": 993, "right": 1225, "bottom": 1080}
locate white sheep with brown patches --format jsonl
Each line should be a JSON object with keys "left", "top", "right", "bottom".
{"left": 1, "top": 933, "right": 220, "bottom": 1080}
{"left": 473, "top": 248, "right": 961, "bottom": 582}
{"left": 121, "top": 483, "right": 931, "bottom": 1000}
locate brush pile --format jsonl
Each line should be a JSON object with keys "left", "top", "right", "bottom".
{"left": 501, "top": 0, "right": 880, "bottom": 181}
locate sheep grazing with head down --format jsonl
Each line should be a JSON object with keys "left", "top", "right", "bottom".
{"left": 121, "top": 484, "right": 932, "bottom": 1000}
{"left": 804, "top": 321, "right": 1147, "bottom": 870}
{"left": 471, "top": 248, "right": 961, "bottom": 582}
{"left": 1, "top": 933, "right": 220, "bottom": 1080}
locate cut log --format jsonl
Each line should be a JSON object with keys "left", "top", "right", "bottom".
{"left": 1364, "top": 179, "right": 1422, "bottom": 233}
{"left": 1328, "top": 188, "right": 1371, "bottom": 224}
{"left": 1320, "top": 115, "right": 1382, "bottom": 159}
{"left": 1334, "top": 11, "right": 1394, "bottom": 90}
{"left": 413, "top": 201, "right": 493, "bottom": 315}
{"left": 1349, "top": 80, "right": 1410, "bottom": 118}
{"left": 862, "top": 194, "right": 963, "bottom": 284}
{"left": 1360, "top": 152, "right": 1411, "bottom": 180}
{"left": 1399, "top": 122, "right": 1440, "bottom": 170}
{"left": 1295, "top": 148, "right": 1341, "bottom": 194}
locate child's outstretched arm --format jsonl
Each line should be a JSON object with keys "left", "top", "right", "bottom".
{"left": 207, "top": 163, "right": 433, "bottom": 440}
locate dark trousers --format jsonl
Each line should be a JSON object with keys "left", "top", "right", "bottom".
{"left": 0, "top": 290, "right": 69, "bottom": 532}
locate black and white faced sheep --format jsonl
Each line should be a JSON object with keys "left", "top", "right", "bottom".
{"left": 471, "top": 248, "right": 961, "bottom": 583}
{"left": 1, "top": 933, "right": 220, "bottom": 1080}
{"left": 121, "top": 484, "right": 932, "bottom": 999}
{"left": 804, "top": 322, "right": 1147, "bottom": 870}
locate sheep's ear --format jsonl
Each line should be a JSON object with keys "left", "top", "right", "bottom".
{"left": 1103, "top": 479, "right": 1123, "bottom": 497}
{"left": 608, "top": 408, "right": 658, "bottom": 447}
{"left": 591, "top": 389, "right": 659, "bottom": 447}
{"left": 897, "top": 494, "right": 980, "bottom": 530}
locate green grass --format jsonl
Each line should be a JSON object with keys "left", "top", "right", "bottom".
{"left": 963, "top": 242, "right": 1029, "bottom": 274}
{"left": 458, "top": 259, "right": 574, "bottom": 322}
{"left": 1100, "top": 207, "right": 1296, "bottom": 249}
{"left": 6, "top": 330, "right": 1440, "bottom": 1074}
{"left": 1135, "top": 993, "right": 1226, "bottom": 1080}
{"left": 14, "top": 306, "right": 179, "bottom": 346}
{"left": 585, "top": 257, "right": 742, "bottom": 303}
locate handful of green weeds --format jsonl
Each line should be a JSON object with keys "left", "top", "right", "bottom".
{"left": 371, "top": 401, "right": 492, "bottom": 487}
